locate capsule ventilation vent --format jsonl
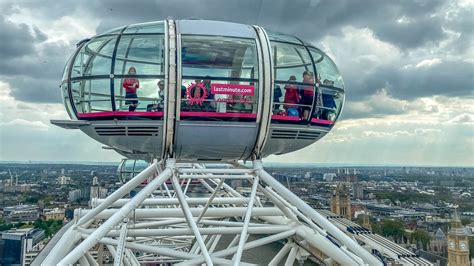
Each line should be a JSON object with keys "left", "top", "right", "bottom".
{"left": 271, "top": 129, "right": 321, "bottom": 140}
{"left": 95, "top": 126, "right": 159, "bottom": 136}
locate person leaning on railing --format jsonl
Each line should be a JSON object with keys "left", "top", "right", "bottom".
{"left": 299, "top": 70, "right": 314, "bottom": 120}
{"left": 283, "top": 75, "right": 301, "bottom": 117}
{"left": 123, "top": 67, "right": 140, "bottom": 111}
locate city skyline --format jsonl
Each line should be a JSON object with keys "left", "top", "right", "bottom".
{"left": 0, "top": 0, "right": 473, "bottom": 166}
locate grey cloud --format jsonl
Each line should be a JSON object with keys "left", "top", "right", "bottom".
{"left": 0, "top": 15, "right": 37, "bottom": 60}
{"left": 357, "top": 61, "right": 474, "bottom": 100}
{"left": 89, "top": 0, "right": 449, "bottom": 51}
{"left": 1, "top": 0, "right": 473, "bottom": 107}
{"left": 5, "top": 76, "right": 61, "bottom": 103}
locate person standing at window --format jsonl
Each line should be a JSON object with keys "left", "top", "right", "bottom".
{"left": 284, "top": 75, "right": 300, "bottom": 116}
{"left": 123, "top": 67, "right": 140, "bottom": 111}
{"left": 300, "top": 70, "right": 314, "bottom": 119}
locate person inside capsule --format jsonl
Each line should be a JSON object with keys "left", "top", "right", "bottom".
{"left": 147, "top": 79, "right": 165, "bottom": 112}
{"left": 300, "top": 70, "right": 315, "bottom": 120}
{"left": 283, "top": 75, "right": 301, "bottom": 117}
{"left": 123, "top": 67, "right": 140, "bottom": 111}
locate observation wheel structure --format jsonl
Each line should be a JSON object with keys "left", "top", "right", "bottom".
{"left": 41, "top": 20, "right": 397, "bottom": 266}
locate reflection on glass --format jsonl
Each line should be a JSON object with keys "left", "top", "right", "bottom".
{"left": 123, "top": 21, "right": 165, "bottom": 34}
{"left": 310, "top": 48, "right": 344, "bottom": 89}
{"left": 181, "top": 36, "right": 259, "bottom": 78}
{"left": 72, "top": 36, "right": 116, "bottom": 77}
{"left": 271, "top": 41, "right": 313, "bottom": 83}
{"left": 114, "top": 35, "right": 165, "bottom": 75}
{"left": 266, "top": 30, "right": 302, "bottom": 44}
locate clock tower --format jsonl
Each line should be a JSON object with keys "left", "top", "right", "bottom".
{"left": 447, "top": 209, "right": 470, "bottom": 266}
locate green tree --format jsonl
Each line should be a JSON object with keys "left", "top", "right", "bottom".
{"left": 410, "top": 229, "right": 431, "bottom": 250}
{"left": 380, "top": 220, "right": 406, "bottom": 243}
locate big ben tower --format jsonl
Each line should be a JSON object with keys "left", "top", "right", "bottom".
{"left": 448, "top": 209, "right": 470, "bottom": 266}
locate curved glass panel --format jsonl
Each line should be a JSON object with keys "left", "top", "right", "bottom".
{"left": 180, "top": 36, "right": 259, "bottom": 121}
{"left": 71, "top": 36, "right": 117, "bottom": 77}
{"left": 71, "top": 79, "right": 112, "bottom": 116}
{"left": 100, "top": 26, "right": 125, "bottom": 35}
{"left": 266, "top": 30, "right": 303, "bottom": 44}
{"left": 123, "top": 21, "right": 165, "bottom": 34}
{"left": 270, "top": 41, "right": 315, "bottom": 122}
{"left": 62, "top": 53, "right": 74, "bottom": 82}
{"left": 113, "top": 77, "right": 164, "bottom": 119}
{"left": 309, "top": 48, "right": 344, "bottom": 89}
{"left": 312, "top": 87, "right": 344, "bottom": 123}
{"left": 114, "top": 35, "right": 165, "bottom": 75}
{"left": 60, "top": 82, "right": 76, "bottom": 119}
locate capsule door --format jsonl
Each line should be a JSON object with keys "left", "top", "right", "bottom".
{"left": 173, "top": 20, "right": 262, "bottom": 160}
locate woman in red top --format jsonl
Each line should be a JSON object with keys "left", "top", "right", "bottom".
{"left": 123, "top": 67, "right": 140, "bottom": 111}
{"left": 284, "top": 75, "right": 301, "bottom": 116}
{"left": 299, "top": 70, "right": 315, "bottom": 119}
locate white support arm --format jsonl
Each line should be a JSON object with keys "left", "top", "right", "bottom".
{"left": 171, "top": 175, "right": 213, "bottom": 266}
{"left": 254, "top": 160, "right": 381, "bottom": 266}
{"left": 234, "top": 176, "right": 259, "bottom": 266}
{"left": 58, "top": 162, "right": 173, "bottom": 266}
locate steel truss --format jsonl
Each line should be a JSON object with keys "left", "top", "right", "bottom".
{"left": 41, "top": 159, "right": 382, "bottom": 265}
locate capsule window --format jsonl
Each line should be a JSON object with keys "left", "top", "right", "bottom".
{"left": 123, "top": 21, "right": 165, "bottom": 34}
{"left": 310, "top": 48, "right": 344, "bottom": 89}
{"left": 180, "top": 36, "right": 259, "bottom": 121}
{"left": 114, "top": 77, "right": 164, "bottom": 117}
{"left": 114, "top": 35, "right": 165, "bottom": 75}
{"left": 271, "top": 41, "right": 315, "bottom": 121}
{"left": 71, "top": 36, "right": 116, "bottom": 77}
{"left": 71, "top": 79, "right": 112, "bottom": 116}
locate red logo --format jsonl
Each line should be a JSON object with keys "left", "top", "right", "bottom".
{"left": 186, "top": 82, "right": 208, "bottom": 106}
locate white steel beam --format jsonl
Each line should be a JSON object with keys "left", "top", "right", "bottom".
{"left": 80, "top": 225, "right": 293, "bottom": 237}
{"left": 94, "top": 197, "right": 249, "bottom": 206}
{"left": 196, "top": 179, "right": 224, "bottom": 223}
{"left": 58, "top": 162, "right": 174, "bottom": 266}
{"left": 234, "top": 176, "right": 259, "bottom": 266}
{"left": 269, "top": 241, "right": 292, "bottom": 266}
{"left": 77, "top": 161, "right": 158, "bottom": 227}
{"left": 171, "top": 175, "right": 213, "bottom": 265}
{"left": 254, "top": 160, "right": 381, "bottom": 266}
{"left": 175, "top": 229, "right": 297, "bottom": 266}
{"left": 79, "top": 207, "right": 284, "bottom": 219}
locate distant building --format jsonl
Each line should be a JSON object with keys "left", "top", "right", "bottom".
{"left": 352, "top": 182, "right": 365, "bottom": 199}
{"left": 0, "top": 228, "right": 45, "bottom": 265}
{"left": 447, "top": 211, "right": 470, "bottom": 266}
{"left": 330, "top": 184, "right": 351, "bottom": 219}
{"left": 323, "top": 173, "right": 336, "bottom": 182}
{"left": 3, "top": 205, "right": 39, "bottom": 223}
{"left": 68, "top": 189, "right": 82, "bottom": 202}
{"left": 429, "top": 228, "right": 447, "bottom": 256}
{"left": 98, "top": 188, "right": 108, "bottom": 199}
{"left": 362, "top": 213, "right": 372, "bottom": 231}
{"left": 90, "top": 186, "right": 99, "bottom": 200}
{"left": 43, "top": 208, "right": 65, "bottom": 221}
{"left": 57, "top": 176, "right": 71, "bottom": 185}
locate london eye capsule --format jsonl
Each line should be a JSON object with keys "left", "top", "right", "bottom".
{"left": 52, "top": 19, "right": 345, "bottom": 161}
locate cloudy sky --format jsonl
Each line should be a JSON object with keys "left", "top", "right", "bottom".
{"left": 0, "top": 0, "right": 473, "bottom": 166}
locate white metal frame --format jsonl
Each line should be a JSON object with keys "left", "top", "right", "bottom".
{"left": 40, "top": 159, "right": 383, "bottom": 266}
